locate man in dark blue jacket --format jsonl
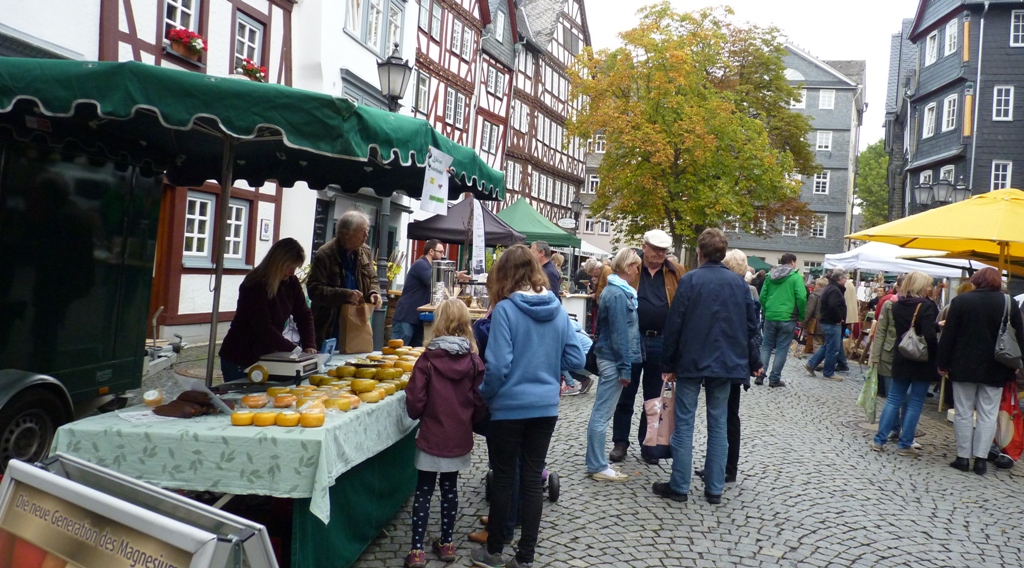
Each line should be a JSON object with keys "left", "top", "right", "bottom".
{"left": 652, "top": 228, "right": 760, "bottom": 505}
{"left": 391, "top": 239, "right": 445, "bottom": 346}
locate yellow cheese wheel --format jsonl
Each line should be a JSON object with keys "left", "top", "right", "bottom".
{"left": 381, "top": 347, "right": 397, "bottom": 355}
{"left": 241, "top": 394, "right": 269, "bottom": 409}
{"left": 388, "top": 339, "right": 405, "bottom": 348}
{"left": 366, "top": 354, "right": 383, "bottom": 361}
{"left": 289, "top": 388, "right": 310, "bottom": 396}
{"left": 381, "top": 355, "right": 399, "bottom": 361}
{"left": 253, "top": 411, "right": 278, "bottom": 427}
{"left": 351, "top": 379, "right": 378, "bottom": 393}
{"left": 309, "top": 374, "right": 333, "bottom": 387}
{"left": 394, "top": 348, "right": 411, "bottom": 356}
{"left": 273, "top": 394, "right": 297, "bottom": 408}
{"left": 143, "top": 390, "right": 163, "bottom": 407}
{"left": 231, "top": 411, "right": 254, "bottom": 426}
{"left": 357, "top": 390, "right": 382, "bottom": 403}
{"left": 355, "top": 368, "right": 377, "bottom": 379}
{"left": 324, "top": 397, "right": 351, "bottom": 411}
{"left": 395, "top": 361, "right": 414, "bottom": 373}
{"left": 276, "top": 410, "right": 300, "bottom": 427}
{"left": 336, "top": 366, "right": 357, "bottom": 377}
{"left": 399, "top": 355, "right": 417, "bottom": 362}
{"left": 266, "top": 386, "right": 291, "bottom": 397}
{"left": 300, "top": 410, "right": 326, "bottom": 427}
{"left": 374, "top": 387, "right": 387, "bottom": 399}
{"left": 379, "top": 361, "right": 395, "bottom": 369}
{"left": 379, "top": 382, "right": 397, "bottom": 396}
{"left": 344, "top": 393, "right": 361, "bottom": 409}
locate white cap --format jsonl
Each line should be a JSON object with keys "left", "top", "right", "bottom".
{"left": 642, "top": 229, "right": 672, "bottom": 250}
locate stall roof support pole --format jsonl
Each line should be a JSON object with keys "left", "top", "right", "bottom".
{"left": 206, "top": 137, "right": 237, "bottom": 387}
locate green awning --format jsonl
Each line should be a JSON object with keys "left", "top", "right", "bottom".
{"left": 495, "top": 198, "right": 580, "bottom": 248}
{"left": 747, "top": 256, "right": 772, "bottom": 272}
{"left": 0, "top": 58, "right": 504, "bottom": 199}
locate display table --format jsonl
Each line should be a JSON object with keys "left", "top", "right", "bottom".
{"left": 561, "top": 294, "right": 588, "bottom": 324}
{"left": 51, "top": 388, "right": 418, "bottom": 567}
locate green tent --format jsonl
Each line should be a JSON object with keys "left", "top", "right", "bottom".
{"left": 495, "top": 198, "right": 581, "bottom": 248}
{"left": 747, "top": 256, "right": 772, "bottom": 272}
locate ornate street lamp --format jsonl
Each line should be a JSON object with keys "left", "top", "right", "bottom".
{"left": 913, "top": 182, "right": 934, "bottom": 209}
{"left": 952, "top": 177, "right": 972, "bottom": 203}
{"left": 570, "top": 195, "right": 584, "bottom": 235}
{"left": 376, "top": 43, "right": 413, "bottom": 112}
{"left": 932, "top": 178, "right": 955, "bottom": 204}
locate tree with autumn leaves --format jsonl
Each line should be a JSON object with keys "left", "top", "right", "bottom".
{"left": 567, "top": 3, "right": 818, "bottom": 262}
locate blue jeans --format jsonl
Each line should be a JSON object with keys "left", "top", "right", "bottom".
{"left": 808, "top": 323, "right": 841, "bottom": 377}
{"left": 760, "top": 320, "right": 796, "bottom": 385}
{"left": 220, "top": 358, "right": 248, "bottom": 382}
{"left": 873, "top": 378, "right": 930, "bottom": 449}
{"left": 586, "top": 359, "right": 626, "bottom": 473}
{"left": 882, "top": 376, "right": 906, "bottom": 436}
{"left": 561, "top": 371, "right": 577, "bottom": 388}
{"left": 669, "top": 377, "right": 731, "bottom": 496}
{"left": 391, "top": 320, "right": 424, "bottom": 347}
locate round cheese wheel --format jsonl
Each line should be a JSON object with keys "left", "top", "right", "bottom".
{"left": 273, "top": 394, "right": 297, "bottom": 408}
{"left": 366, "top": 354, "right": 383, "bottom": 361}
{"left": 290, "top": 387, "right": 312, "bottom": 396}
{"left": 381, "top": 347, "right": 397, "bottom": 355}
{"left": 276, "top": 410, "right": 300, "bottom": 427}
{"left": 324, "top": 397, "right": 351, "bottom": 411}
{"left": 358, "top": 390, "right": 382, "bottom": 404}
{"left": 351, "top": 379, "right": 378, "bottom": 393}
{"left": 379, "top": 382, "right": 397, "bottom": 396}
{"left": 388, "top": 339, "right": 404, "bottom": 348}
{"left": 344, "top": 394, "right": 361, "bottom": 409}
{"left": 381, "top": 355, "right": 400, "bottom": 361}
{"left": 395, "top": 361, "right": 414, "bottom": 372}
{"left": 231, "top": 411, "right": 254, "bottom": 426}
{"left": 266, "top": 386, "right": 291, "bottom": 397}
{"left": 241, "top": 394, "right": 269, "bottom": 409}
{"left": 143, "top": 390, "right": 163, "bottom": 407}
{"left": 300, "top": 410, "right": 326, "bottom": 428}
{"left": 253, "top": 411, "right": 278, "bottom": 427}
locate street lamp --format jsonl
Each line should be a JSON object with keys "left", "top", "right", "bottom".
{"left": 932, "top": 178, "right": 955, "bottom": 204}
{"left": 952, "top": 176, "right": 972, "bottom": 203}
{"left": 570, "top": 195, "right": 584, "bottom": 235}
{"left": 377, "top": 43, "right": 413, "bottom": 112}
{"left": 913, "top": 182, "right": 934, "bottom": 210}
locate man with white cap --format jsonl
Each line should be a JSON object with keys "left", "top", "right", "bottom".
{"left": 609, "top": 229, "right": 686, "bottom": 465}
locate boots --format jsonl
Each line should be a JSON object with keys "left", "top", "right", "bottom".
{"left": 949, "top": 457, "right": 970, "bottom": 472}
{"left": 973, "top": 458, "right": 987, "bottom": 476}
{"left": 609, "top": 443, "right": 627, "bottom": 463}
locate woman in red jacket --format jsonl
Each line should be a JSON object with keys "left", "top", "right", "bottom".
{"left": 403, "top": 299, "right": 486, "bottom": 568}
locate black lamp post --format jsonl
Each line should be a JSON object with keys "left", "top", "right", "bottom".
{"left": 570, "top": 195, "right": 584, "bottom": 235}
{"left": 952, "top": 176, "right": 972, "bottom": 203}
{"left": 371, "top": 44, "right": 412, "bottom": 349}
{"left": 912, "top": 182, "right": 934, "bottom": 212}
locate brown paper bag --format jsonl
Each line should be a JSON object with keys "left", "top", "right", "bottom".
{"left": 338, "top": 304, "right": 374, "bottom": 353}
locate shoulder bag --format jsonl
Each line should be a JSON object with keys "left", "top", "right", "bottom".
{"left": 995, "top": 295, "right": 1023, "bottom": 369}
{"left": 898, "top": 303, "right": 929, "bottom": 362}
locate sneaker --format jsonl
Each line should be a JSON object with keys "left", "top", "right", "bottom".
{"left": 910, "top": 439, "right": 922, "bottom": 450}
{"left": 803, "top": 363, "right": 816, "bottom": 377}
{"left": 887, "top": 432, "right": 899, "bottom": 442}
{"left": 870, "top": 442, "right": 884, "bottom": 452}
{"left": 826, "top": 375, "right": 843, "bottom": 382}
{"left": 433, "top": 540, "right": 456, "bottom": 562}
{"left": 651, "top": 481, "right": 688, "bottom": 502}
{"left": 470, "top": 545, "right": 506, "bottom": 568}
{"left": 560, "top": 383, "right": 580, "bottom": 396}
{"left": 769, "top": 380, "right": 787, "bottom": 388}
{"left": 753, "top": 376, "right": 764, "bottom": 386}
{"left": 896, "top": 447, "right": 922, "bottom": 457}
{"left": 404, "top": 550, "right": 426, "bottom": 568}
{"left": 835, "top": 365, "right": 851, "bottom": 373}
{"left": 609, "top": 442, "right": 627, "bottom": 463}
{"left": 506, "top": 559, "right": 533, "bottom": 568}
{"left": 578, "top": 376, "right": 594, "bottom": 394}
{"left": 591, "top": 470, "right": 629, "bottom": 482}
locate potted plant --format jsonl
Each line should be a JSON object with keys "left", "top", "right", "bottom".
{"left": 237, "top": 58, "right": 267, "bottom": 82}
{"left": 167, "top": 28, "right": 208, "bottom": 61}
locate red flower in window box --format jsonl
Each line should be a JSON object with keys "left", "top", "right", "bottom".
{"left": 167, "top": 28, "right": 208, "bottom": 60}
{"left": 237, "top": 58, "right": 267, "bottom": 82}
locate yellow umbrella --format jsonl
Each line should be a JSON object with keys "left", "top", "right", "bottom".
{"left": 847, "top": 188, "right": 1024, "bottom": 276}
{"left": 898, "top": 250, "right": 1024, "bottom": 279}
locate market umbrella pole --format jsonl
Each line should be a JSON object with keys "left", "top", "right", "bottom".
{"left": 205, "top": 137, "right": 236, "bottom": 387}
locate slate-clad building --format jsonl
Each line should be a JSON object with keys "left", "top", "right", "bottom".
{"left": 884, "top": 19, "right": 919, "bottom": 220}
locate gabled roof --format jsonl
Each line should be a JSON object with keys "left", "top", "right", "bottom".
{"left": 784, "top": 44, "right": 859, "bottom": 87}
{"left": 908, "top": 0, "right": 963, "bottom": 41}
{"left": 517, "top": 0, "right": 564, "bottom": 53}
{"left": 885, "top": 19, "right": 917, "bottom": 115}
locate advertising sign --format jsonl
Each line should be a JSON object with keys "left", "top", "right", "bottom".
{"left": 420, "top": 147, "right": 453, "bottom": 216}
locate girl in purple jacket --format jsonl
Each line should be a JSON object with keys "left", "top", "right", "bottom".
{"left": 404, "top": 299, "right": 486, "bottom": 568}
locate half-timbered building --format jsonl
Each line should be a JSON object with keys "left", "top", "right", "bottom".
{"left": 473, "top": 0, "right": 518, "bottom": 171}
{"left": 498, "top": 0, "right": 590, "bottom": 223}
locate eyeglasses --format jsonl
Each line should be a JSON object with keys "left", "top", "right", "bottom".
{"left": 646, "top": 246, "right": 667, "bottom": 255}
{"left": 432, "top": 248, "right": 445, "bottom": 255}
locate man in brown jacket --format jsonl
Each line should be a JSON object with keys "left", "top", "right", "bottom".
{"left": 610, "top": 229, "right": 686, "bottom": 465}
{"left": 308, "top": 210, "right": 381, "bottom": 348}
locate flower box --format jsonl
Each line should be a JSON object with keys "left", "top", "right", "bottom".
{"left": 167, "top": 28, "right": 207, "bottom": 62}
{"left": 170, "top": 41, "right": 200, "bottom": 61}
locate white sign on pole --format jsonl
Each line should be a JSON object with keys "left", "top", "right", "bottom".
{"left": 472, "top": 199, "right": 486, "bottom": 275}
{"left": 420, "top": 147, "right": 453, "bottom": 216}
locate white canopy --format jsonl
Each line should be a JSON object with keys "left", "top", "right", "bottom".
{"left": 823, "top": 242, "right": 987, "bottom": 278}
{"left": 579, "top": 239, "right": 612, "bottom": 258}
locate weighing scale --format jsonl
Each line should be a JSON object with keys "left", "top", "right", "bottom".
{"left": 211, "top": 352, "right": 321, "bottom": 395}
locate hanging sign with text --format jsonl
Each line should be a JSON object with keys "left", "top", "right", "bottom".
{"left": 420, "top": 147, "right": 453, "bottom": 216}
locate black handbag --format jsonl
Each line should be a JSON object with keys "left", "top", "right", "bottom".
{"left": 584, "top": 341, "right": 599, "bottom": 375}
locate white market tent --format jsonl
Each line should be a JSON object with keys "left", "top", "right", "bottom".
{"left": 580, "top": 239, "right": 612, "bottom": 258}
{"left": 823, "top": 242, "right": 989, "bottom": 279}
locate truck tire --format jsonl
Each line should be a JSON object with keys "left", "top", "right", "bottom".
{"left": 0, "top": 389, "right": 66, "bottom": 471}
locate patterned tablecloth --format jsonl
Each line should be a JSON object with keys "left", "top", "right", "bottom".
{"left": 50, "top": 391, "right": 417, "bottom": 525}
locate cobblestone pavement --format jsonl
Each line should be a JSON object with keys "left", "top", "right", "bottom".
{"left": 352, "top": 355, "right": 1024, "bottom": 567}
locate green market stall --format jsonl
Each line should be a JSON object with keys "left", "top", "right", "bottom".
{"left": 495, "top": 197, "right": 581, "bottom": 248}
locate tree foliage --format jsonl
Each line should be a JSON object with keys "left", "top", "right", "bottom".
{"left": 854, "top": 139, "right": 889, "bottom": 229}
{"left": 567, "top": 3, "right": 817, "bottom": 259}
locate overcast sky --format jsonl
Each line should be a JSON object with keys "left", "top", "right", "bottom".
{"left": 584, "top": 0, "right": 922, "bottom": 151}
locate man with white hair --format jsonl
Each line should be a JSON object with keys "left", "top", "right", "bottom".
{"left": 308, "top": 210, "right": 382, "bottom": 348}
{"left": 610, "top": 229, "right": 686, "bottom": 465}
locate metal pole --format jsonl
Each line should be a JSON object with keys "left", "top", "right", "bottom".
{"left": 372, "top": 196, "right": 390, "bottom": 351}
{"left": 205, "top": 137, "right": 236, "bottom": 387}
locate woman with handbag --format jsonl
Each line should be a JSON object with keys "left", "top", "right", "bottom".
{"left": 870, "top": 271, "right": 940, "bottom": 456}
{"left": 585, "top": 248, "right": 642, "bottom": 482}
{"left": 868, "top": 291, "right": 905, "bottom": 441}
{"left": 937, "top": 267, "right": 1024, "bottom": 475}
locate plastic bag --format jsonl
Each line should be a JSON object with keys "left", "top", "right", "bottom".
{"left": 857, "top": 366, "right": 878, "bottom": 423}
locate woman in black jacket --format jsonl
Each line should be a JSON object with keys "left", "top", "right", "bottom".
{"left": 870, "top": 272, "right": 940, "bottom": 456}
{"left": 937, "top": 268, "right": 1024, "bottom": 475}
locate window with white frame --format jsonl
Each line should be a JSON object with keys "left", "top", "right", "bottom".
{"left": 418, "top": 0, "right": 430, "bottom": 31}
{"left": 444, "top": 88, "right": 455, "bottom": 123}
{"left": 811, "top": 214, "right": 827, "bottom": 239}
{"left": 455, "top": 93, "right": 465, "bottom": 128}
{"left": 183, "top": 193, "right": 213, "bottom": 258}
{"left": 234, "top": 12, "right": 263, "bottom": 69}
{"left": 945, "top": 19, "right": 959, "bottom": 56}
{"left": 346, "top": 0, "right": 404, "bottom": 58}
{"left": 415, "top": 72, "right": 429, "bottom": 113}
{"left": 804, "top": 260, "right": 823, "bottom": 271}
{"left": 554, "top": 182, "right": 561, "bottom": 205}
{"left": 531, "top": 171, "right": 539, "bottom": 196}
{"left": 366, "top": 0, "right": 383, "bottom": 51}
{"left": 345, "top": 0, "right": 362, "bottom": 32}
{"left": 598, "top": 219, "right": 610, "bottom": 234}
{"left": 925, "top": 31, "right": 938, "bottom": 65}
{"left": 461, "top": 27, "right": 472, "bottom": 59}
{"left": 486, "top": 67, "right": 505, "bottom": 97}
{"left": 225, "top": 201, "right": 247, "bottom": 259}
{"left": 992, "top": 160, "right": 1012, "bottom": 189}
{"left": 1012, "top": 11, "right": 1024, "bottom": 46}
{"left": 481, "top": 121, "right": 499, "bottom": 154}
{"left": 816, "top": 131, "right": 832, "bottom": 151}
{"left": 819, "top": 89, "right": 835, "bottom": 110}
{"left": 940, "top": 165, "right": 955, "bottom": 181}
{"left": 495, "top": 12, "right": 505, "bottom": 43}
{"left": 942, "top": 94, "right": 958, "bottom": 132}
{"left": 587, "top": 174, "right": 599, "bottom": 194}
{"left": 920, "top": 170, "right": 933, "bottom": 184}
{"left": 790, "top": 89, "right": 806, "bottom": 109}
{"left": 584, "top": 217, "right": 594, "bottom": 233}
{"left": 994, "top": 86, "right": 1014, "bottom": 121}
{"left": 593, "top": 134, "right": 605, "bottom": 153}
{"left": 923, "top": 103, "right": 936, "bottom": 138}
{"left": 430, "top": 2, "right": 441, "bottom": 40}
{"left": 386, "top": 3, "right": 401, "bottom": 51}
{"left": 813, "top": 171, "right": 830, "bottom": 194}
{"left": 451, "top": 19, "right": 462, "bottom": 54}
{"left": 165, "top": 0, "right": 200, "bottom": 38}
{"left": 782, "top": 217, "right": 798, "bottom": 237}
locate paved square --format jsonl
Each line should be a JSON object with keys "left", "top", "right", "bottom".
{"left": 352, "top": 357, "right": 1024, "bottom": 567}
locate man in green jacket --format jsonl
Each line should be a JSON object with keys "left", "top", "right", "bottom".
{"left": 757, "top": 253, "right": 807, "bottom": 387}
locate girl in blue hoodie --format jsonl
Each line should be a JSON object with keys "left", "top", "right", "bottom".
{"left": 471, "top": 245, "right": 585, "bottom": 568}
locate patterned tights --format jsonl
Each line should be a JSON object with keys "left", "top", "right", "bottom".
{"left": 410, "top": 469, "right": 458, "bottom": 550}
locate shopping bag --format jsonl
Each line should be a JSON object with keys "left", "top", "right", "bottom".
{"left": 995, "top": 381, "right": 1024, "bottom": 461}
{"left": 338, "top": 304, "right": 374, "bottom": 353}
{"left": 856, "top": 366, "right": 878, "bottom": 423}
{"left": 640, "top": 381, "right": 674, "bottom": 461}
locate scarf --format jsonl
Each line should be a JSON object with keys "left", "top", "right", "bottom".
{"left": 606, "top": 274, "right": 638, "bottom": 308}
